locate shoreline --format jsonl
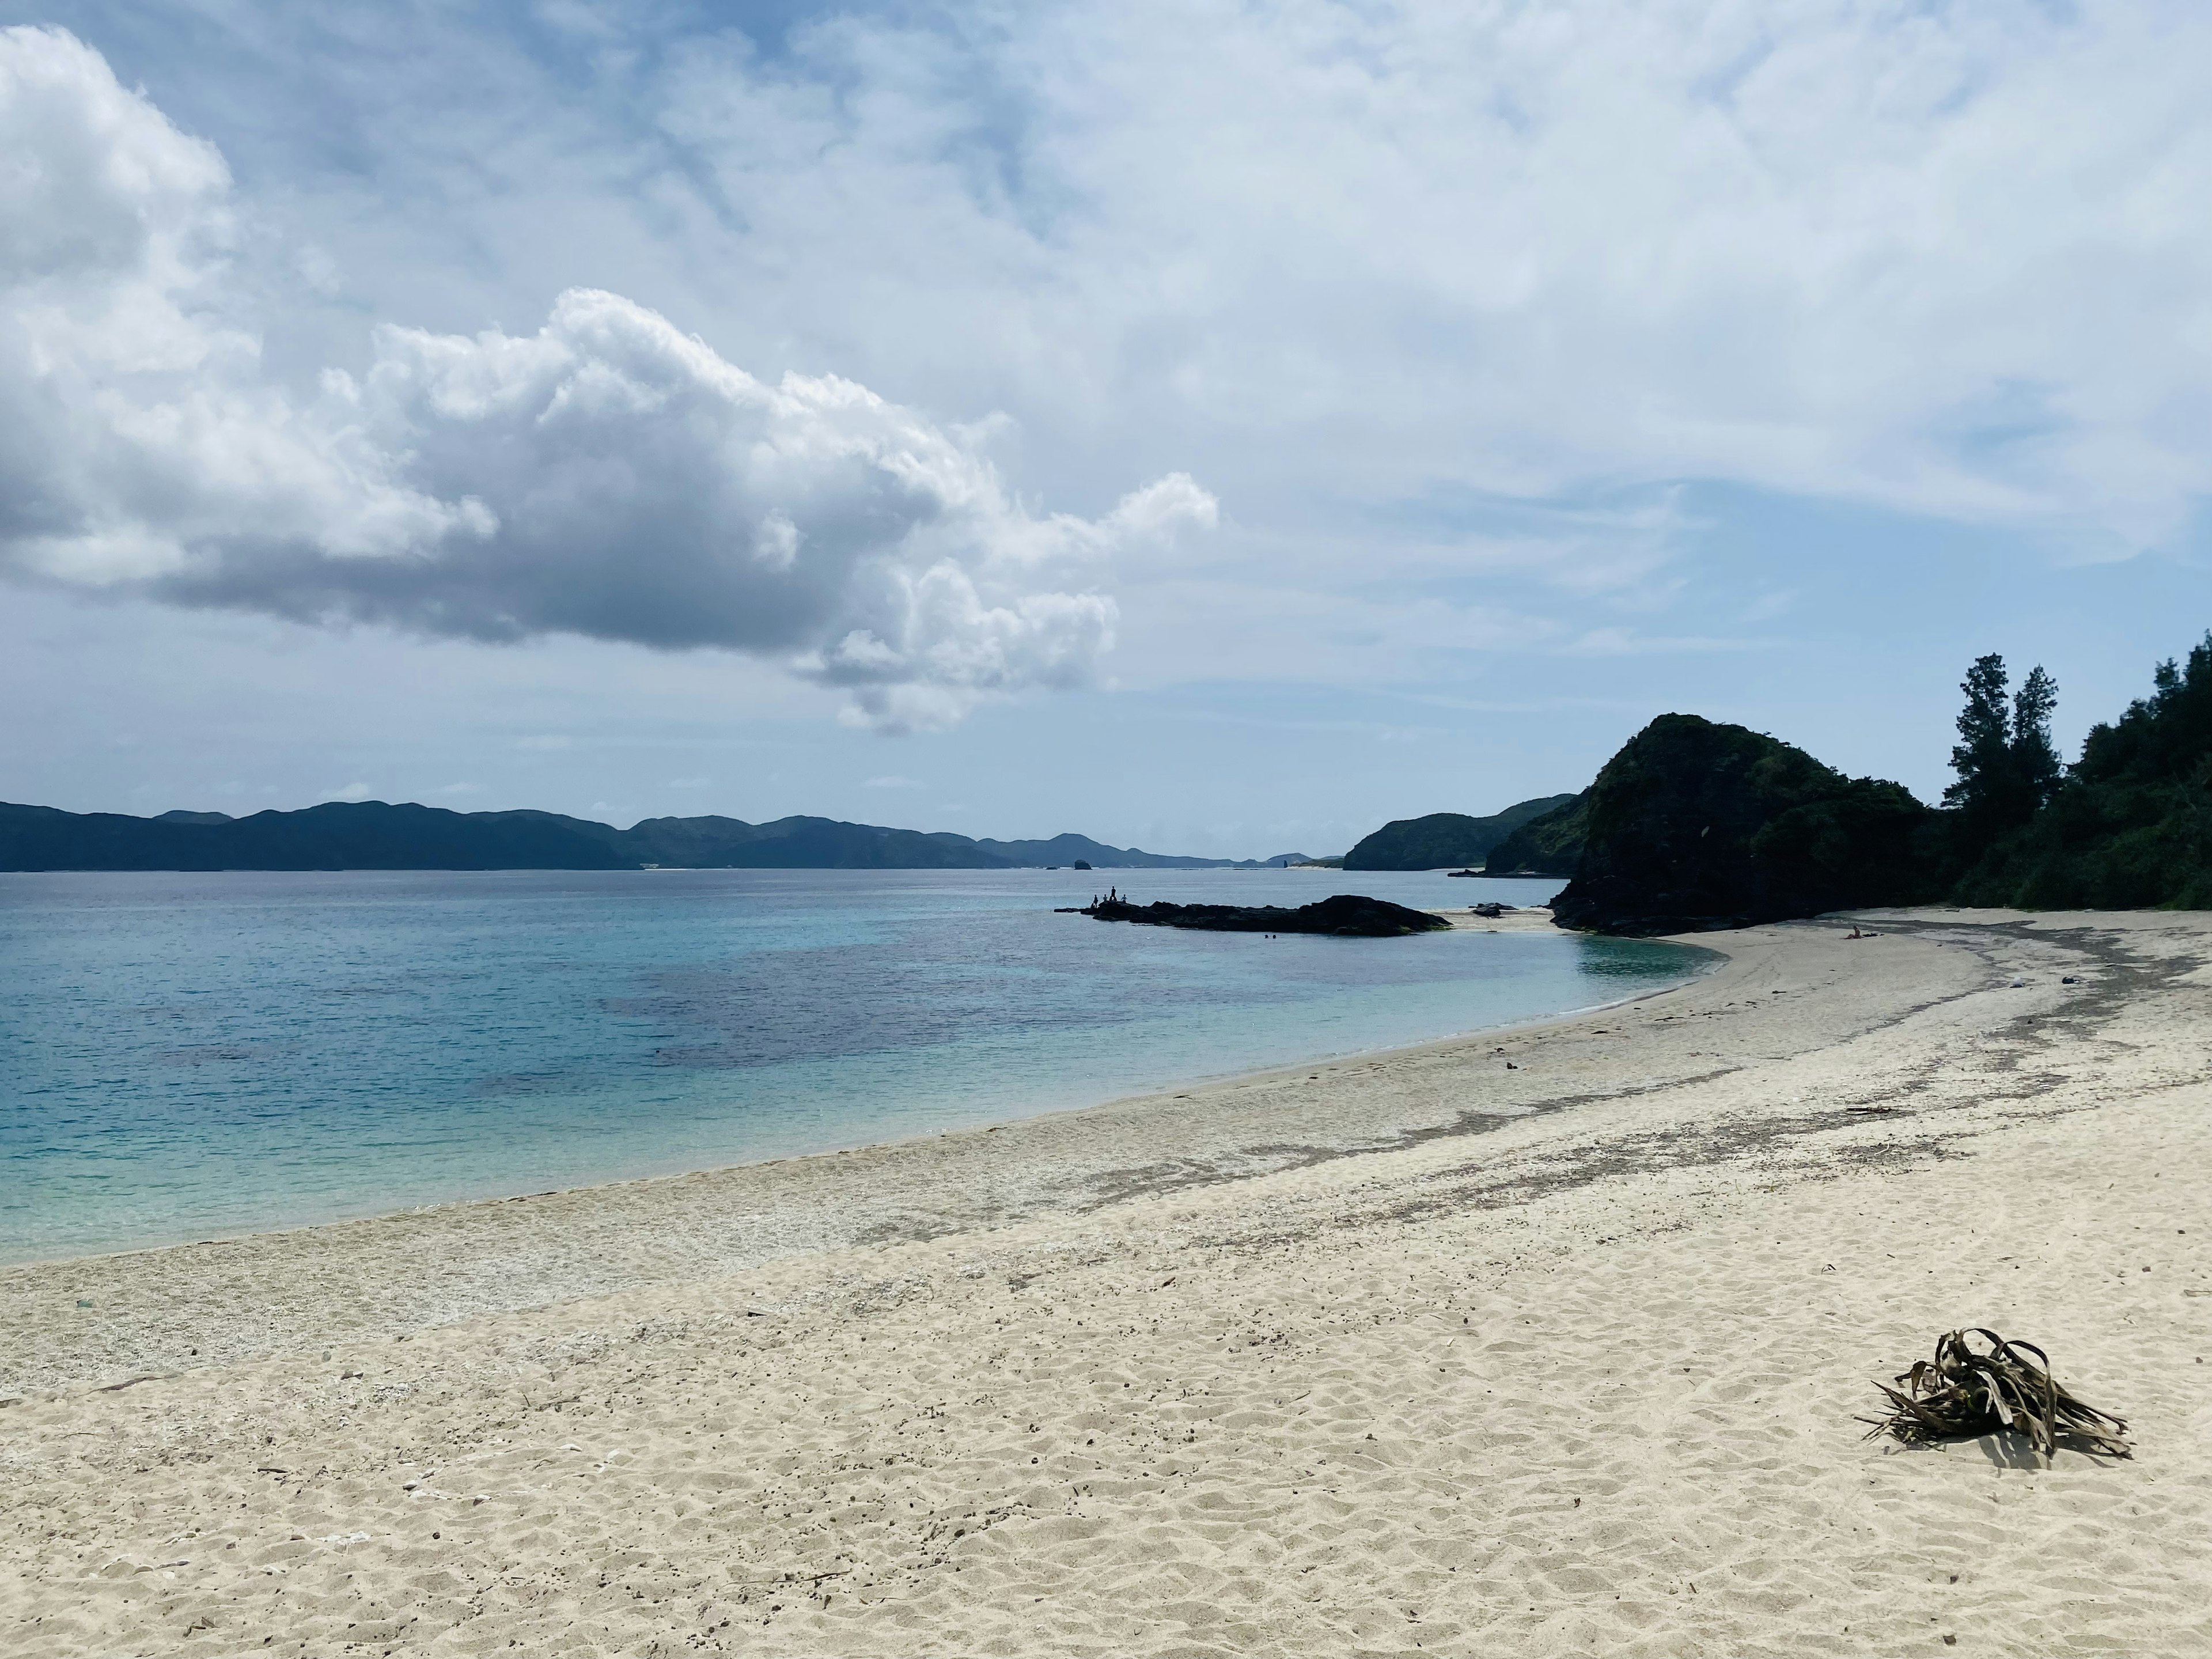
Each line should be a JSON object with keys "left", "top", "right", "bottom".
{"left": 2, "top": 931, "right": 1729, "bottom": 1393}
{"left": 0, "top": 900, "right": 1674, "bottom": 1278}
{"left": 0, "top": 910, "right": 1984, "bottom": 1396}
{"left": 7, "top": 908, "right": 2210, "bottom": 1656}
{"left": 3, "top": 952, "right": 1710, "bottom": 1280}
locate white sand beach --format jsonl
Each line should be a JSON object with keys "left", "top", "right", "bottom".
{"left": 5, "top": 910, "right": 2210, "bottom": 1656}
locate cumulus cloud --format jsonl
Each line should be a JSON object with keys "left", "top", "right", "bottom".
{"left": 0, "top": 25, "right": 1214, "bottom": 730}
{"left": 0, "top": 25, "right": 468, "bottom": 585}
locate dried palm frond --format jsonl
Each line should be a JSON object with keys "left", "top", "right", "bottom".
{"left": 1862, "top": 1328, "right": 2130, "bottom": 1460}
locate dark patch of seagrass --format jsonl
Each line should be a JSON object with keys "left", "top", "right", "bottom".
{"left": 1862, "top": 1328, "right": 2130, "bottom": 1460}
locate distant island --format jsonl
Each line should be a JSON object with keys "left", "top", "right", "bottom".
{"left": 0, "top": 801, "right": 1319, "bottom": 874}
{"left": 1342, "top": 794, "right": 1578, "bottom": 870}
{"left": 1481, "top": 794, "right": 1589, "bottom": 876}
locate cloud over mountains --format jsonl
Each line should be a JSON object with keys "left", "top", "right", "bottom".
{"left": 5, "top": 3, "right": 2211, "bottom": 840}
{"left": 0, "top": 25, "right": 1213, "bottom": 731}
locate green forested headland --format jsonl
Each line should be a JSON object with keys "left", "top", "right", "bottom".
{"left": 1541, "top": 634, "right": 2212, "bottom": 933}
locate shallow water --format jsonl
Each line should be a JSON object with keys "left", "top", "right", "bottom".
{"left": 0, "top": 868, "right": 1704, "bottom": 1262}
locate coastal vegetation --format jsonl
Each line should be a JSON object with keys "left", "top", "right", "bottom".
{"left": 1543, "top": 633, "right": 2212, "bottom": 933}
{"left": 1546, "top": 715, "right": 1933, "bottom": 935}
{"left": 1948, "top": 634, "right": 2212, "bottom": 909}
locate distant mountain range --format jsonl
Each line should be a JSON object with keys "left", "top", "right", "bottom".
{"left": 0, "top": 800, "right": 1316, "bottom": 873}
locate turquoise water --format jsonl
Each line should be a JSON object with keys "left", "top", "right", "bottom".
{"left": 0, "top": 868, "right": 1703, "bottom": 1263}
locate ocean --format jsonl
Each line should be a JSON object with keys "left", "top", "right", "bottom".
{"left": 0, "top": 867, "right": 1706, "bottom": 1263}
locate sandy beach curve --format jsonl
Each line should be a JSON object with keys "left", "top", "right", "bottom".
{"left": 4, "top": 908, "right": 2209, "bottom": 1656}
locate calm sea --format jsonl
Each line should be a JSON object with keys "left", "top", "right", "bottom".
{"left": 0, "top": 868, "right": 1703, "bottom": 1263}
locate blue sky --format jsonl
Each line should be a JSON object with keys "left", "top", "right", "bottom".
{"left": 2, "top": 2, "right": 2207, "bottom": 856}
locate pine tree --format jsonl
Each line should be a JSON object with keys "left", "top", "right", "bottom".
{"left": 2010, "top": 665, "right": 2061, "bottom": 817}
{"left": 1945, "top": 653, "right": 2059, "bottom": 852}
{"left": 1945, "top": 653, "right": 2013, "bottom": 835}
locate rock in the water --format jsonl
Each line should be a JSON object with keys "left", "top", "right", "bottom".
{"left": 1058, "top": 892, "right": 1450, "bottom": 936}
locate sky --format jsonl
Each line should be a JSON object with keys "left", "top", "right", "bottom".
{"left": 2, "top": 1, "right": 2207, "bottom": 858}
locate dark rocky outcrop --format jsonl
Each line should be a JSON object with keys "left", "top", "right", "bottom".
{"left": 1343, "top": 794, "right": 1580, "bottom": 870}
{"left": 1483, "top": 793, "right": 1590, "bottom": 876}
{"left": 1061, "top": 892, "right": 1452, "bottom": 935}
{"left": 1548, "top": 714, "right": 1937, "bottom": 935}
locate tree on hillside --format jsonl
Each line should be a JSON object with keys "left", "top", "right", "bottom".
{"left": 1946, "top": 654, "right": 2012, "bottom": 826}
{"left": 2075, "top": 634, "right": 2211, "bottom": 786}
{"left": 1944, "top": 653, "right": 2060, "bottom": 849}
{"left": 2012, "top": 665, "right": 2062, "bottom": 810}
{"left": 1953, "top": 631, "right": 2212, "bottom": 909}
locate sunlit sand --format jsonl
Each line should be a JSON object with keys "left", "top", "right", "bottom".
{"left": 5, "top": 911, "right": 2208, "bottom": 1654}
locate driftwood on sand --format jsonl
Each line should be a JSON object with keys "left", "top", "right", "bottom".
{"left": 1862, "top": 1328, "right": 2130, "bottom": 1460}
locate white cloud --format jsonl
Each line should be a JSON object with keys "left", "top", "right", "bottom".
{"left": 645, "top": 0, "right": 2212, "bottom": 550}
{"left": 0, "top": 25, "right": 468, "bottom": 586}
{"left": 7, "top": 0, "right": 2209, "bottom": 828}
{"left": 0, "top": 26, "right": 1215, "bottom": 730}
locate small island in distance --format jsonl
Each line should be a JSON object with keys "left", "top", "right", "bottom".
{"left": 1342, "top": 793, "right": 1579, "bottom": 872}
